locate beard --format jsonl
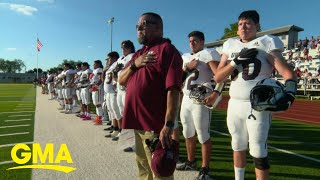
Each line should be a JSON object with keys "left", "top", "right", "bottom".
{"left": 137, "top": 34, "right": 148, "bottom": 45}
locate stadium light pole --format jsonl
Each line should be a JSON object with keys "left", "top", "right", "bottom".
{"left": 108, "top": 17, "right": 115, "bottom": 52}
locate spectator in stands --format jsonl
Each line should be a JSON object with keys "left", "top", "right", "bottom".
{"left": 303, "top": 37, "right": 309, "bottom": 49}
{"left": 288, "top": 49, "right": 293, "bottom": 60}
{"left": 303, "top": 48, "right": 309, "bottom": 60}
{"left": 310, "top": 36, "right": 316, "bottom": 49}
{"left": 317, "top": 36, "right": 320, "bottom": 58}
{"left": 297, "top": 39, "right": 303, "bottom": 51}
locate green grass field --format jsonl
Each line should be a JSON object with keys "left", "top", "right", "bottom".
{"left": 0, "top": 84, "right": 319, "bottom": 179}
{"left": 178, "top": 109, "right": 320, "bottom": 179}
{"left": 0, "top": 84, "right": 35, "bottom": 180}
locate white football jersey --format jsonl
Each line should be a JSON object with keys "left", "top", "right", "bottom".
{"left": 91, "top": 68, "right": 103, "bottom": 84}
{"left": 182, "top": 48, "right": 221, "bottom": 96}
{"left": 222, "top": 35, "right": 284, "bottom": 100}
{"left": 80, "top": 69, "right": 92, "bottom": 83}
{"left": 104, "top": 62, "right": 118, "bottom": 93}
{"left": 116, "top": 53, "right": 134, "bottom": 91}
{"left": 64, "top": 69, "right": 76, "bottom": 84}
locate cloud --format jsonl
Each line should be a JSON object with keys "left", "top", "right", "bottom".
{"left": 0, "top": 3, "right": 38, "bottom": 16}
{"left": 5, "top": 48, "right": 17, "bottom": 51}
{"left": 37, "top": 0, "right": 55, "bottom": 3}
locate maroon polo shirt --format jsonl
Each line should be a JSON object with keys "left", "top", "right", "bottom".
{"left": 122, "top": 38, "right": 182, "bottom": 134}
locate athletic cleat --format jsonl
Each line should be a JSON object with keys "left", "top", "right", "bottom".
{"left": 80, "top": 114, "right": 86, "bottom": 118}
{"left": 176, "top": 160, "right": 197, "bottom": 171}
{"left": 106, "top": 121, "right": 112, "bottom": 126}
{"left": 123, "top": 147, "right": 134, "bottom": 152}
{"left": 65, "top": 110, "right": 73, "bottom": 114}
{"left": 57, "top": 107, "right": 65, "bottom": 110}
{"left": 112, "top": 132, "right": 121, "bottom": 141}
{"left": 196, "top": 167, "right": 212, "bottom": 180}
{"left": 83, "top": 116, "right": 91, "bottom": 120}
{"left": 104, "top": 126, "right": 113, "bottom": 131}
{"left": 60, "top": 110, "right": 67, "bottom": 113}
{"left": 94, "top": 117, "right": 102, "bottom": 125}
{"left": 105, "top": 130, "right": 119, "bottom": 138}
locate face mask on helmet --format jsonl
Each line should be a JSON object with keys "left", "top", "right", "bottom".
{"left": 250, "top": 79, "right": 287, "bottom": 112}
{"left": 189, "top": 82, "right": 222, "bottom": 109}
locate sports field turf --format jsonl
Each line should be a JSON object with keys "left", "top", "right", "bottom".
{"left": 0, "top": 84, "right": 319, "bottom": 179}
{"left": 0, "top": 84, "right": 35, "bottom": 180}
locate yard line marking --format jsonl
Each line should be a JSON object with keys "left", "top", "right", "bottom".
{"left": 0, "top": 141, "right": 33, "bottom": 148}
{"left": 8, "top": 114, "right": 32, "bottom": 117}
{"left": 0, "top": 124, "right": 31, "bottom": 129}
{"left": 0, "top": 111, "right": 34, "bottom": 114}
{"left": 13, "top": 108, "right": 34, "bottom": 111}
{"left": 0, "top": 132, "right": 29, "bottom": 137}
{"left": 269, "top": 145, "right": 320, "bottom": 163}
{"left": 211, "top": 130, "right": 320, "bottom": 163}
{"left": 5, "top": 119, "right": 32, "bottom": 122}
{"left": 0, "top": 160, "right": 14, "bottom": 165}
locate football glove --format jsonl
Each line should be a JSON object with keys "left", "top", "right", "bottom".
{"left": 230, "top": 48, "right": 258, "bottom": 67}
{"left": 268, "top": 80, "right": 297, "bottom": 112}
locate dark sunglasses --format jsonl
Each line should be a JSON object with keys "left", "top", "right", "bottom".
{"left": 136, "top": 20, "right": 157, "bottom": 30}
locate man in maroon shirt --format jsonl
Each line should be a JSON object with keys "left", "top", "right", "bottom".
{"left": 119, "top": 12, "right": 182, "bottom": 179}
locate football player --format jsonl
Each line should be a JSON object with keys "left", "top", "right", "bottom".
{"left": 112, "top": 41, "right": 135, "bottom": 144}
{"left": 91, "top": 60, "right": 104, "bottom": 125}
{"left": 46, "top": 70, "right": 55, "bottom": 100}
{"left": 177, "top": 31, "right": 222, "bottom": 180}
{"left": 104, "top": 52, "right": 122, "bottom": 137}
{"left": 61, "top": 63, "right": 76, "bottom": 114}
{"left": 79, "top": 62, "right": 93, "bottom": 120}
{"left": 214, "top": 10, "right": 297, "bottom": 180}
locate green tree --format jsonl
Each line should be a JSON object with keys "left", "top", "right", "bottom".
{"left": 58, "top": 59, "right": 82, "bottom": 69}
{"left": 220, "top": 22, "right": 261, "bottom": 40}
{"left": 221, "top": 22, "right": 238, "bottom": 40}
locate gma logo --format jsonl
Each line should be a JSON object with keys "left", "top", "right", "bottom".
{"left": 7, "top": 143, "right": 76, "bottom": 173}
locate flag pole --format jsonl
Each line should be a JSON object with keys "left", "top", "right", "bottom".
{"left": 36, "top": 49, "right": 39, "bottom": 79}
{"left": 36, "top": 35, "right": 39, "bottom": 79}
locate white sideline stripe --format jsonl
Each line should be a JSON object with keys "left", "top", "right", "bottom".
{"left": 211, "top": 130, "right": 320, "bottom": 163}
{"left": 0, "top": 141, "right": 33, "bottom": 148}
{"left": 268, "top": 145, "right": 320, "bottom": 163}
{"left": 0, "top": 160, "right": 14, "bottom": 165}
{"left": 0, "top": 111, "right": 34, "bottom": 114}
{"left": 5, "top": 119, "right": 31, "bottom": 122}
{"left": 0, "top": 132, "right": 29, "bottom": 137}
{"left": 8, "top": 114, "right": 32, "bottom": 117}
{"left": 13, "top": 109, "right": 34, "bottom": 111}
{"left": 0, "top": 124, "right": 31, "bottom": 129}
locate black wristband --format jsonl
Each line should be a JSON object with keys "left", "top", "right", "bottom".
{"left": 213, "top": 90, "right": 221, "bottom": 95}
{"left": 165, "top": 121, "right": 174, "bottom": 127}
{"left": 130, "top": 61, "right": 139, "bottom": 72}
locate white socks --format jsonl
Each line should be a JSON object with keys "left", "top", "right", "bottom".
{"left": 234, "top": 167, "right": 245, "bottom": 180}
{"left": 96, "top": 107, "right": 103, "bottom": 116}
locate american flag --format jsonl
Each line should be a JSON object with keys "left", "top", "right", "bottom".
{"left": 37, "top": 38, "right": 43, "bottom": 52}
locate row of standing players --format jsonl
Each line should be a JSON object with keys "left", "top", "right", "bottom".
{"left": 45, "top": 10, "right": 297, "bottom": 180}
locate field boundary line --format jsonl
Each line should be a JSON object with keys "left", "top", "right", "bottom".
{"left": 0, "top": 160, "right": 14, "bottom": 165}
{"left": 0, "top": 132, "right": 29, "bottom": 137}
{"left": 0, "top": 111, "right": 34, "bottom": 114}
{"left": 0, "top": 124, "right": 31, "bottom": 129}
{"left": 8, "top": 114, "right": 32, "bottom": 117}
{"left": 0, "top": 141, "right": 33, "bottom": 148}
{"left": 4, "top": 119, "right": 31, "bottom": 122}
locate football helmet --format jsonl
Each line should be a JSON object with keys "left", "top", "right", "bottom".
{"left": 189, "top": 82, "right": 222, "bottom": 109}
{"left": 250, "top": 78, "right": 291, "bottom": 112}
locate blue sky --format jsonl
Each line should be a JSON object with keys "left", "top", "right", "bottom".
{"left": 1, "top": 0, "right": 319, "bottom": 71}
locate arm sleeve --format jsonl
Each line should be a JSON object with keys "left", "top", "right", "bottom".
{"left": 268, "top": 35, "right": 284, "bottom": 53}
{"left": 165, "top": 45, "right": 183, "bottom": 90}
